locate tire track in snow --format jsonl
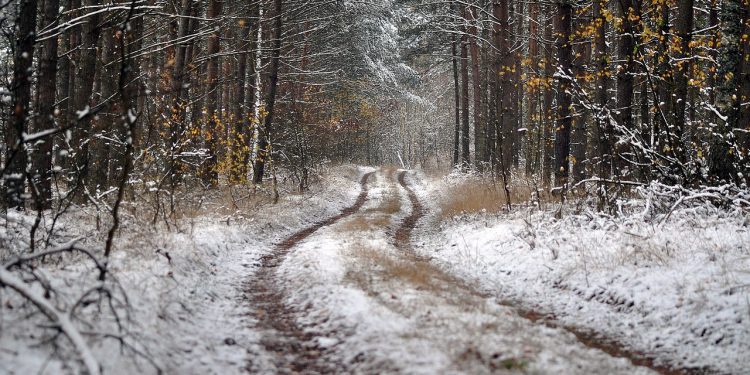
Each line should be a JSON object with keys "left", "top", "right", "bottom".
{"left": 245, "top": 171, "right": 373, "bottom": 373}
{"left": 395, "top": 170, "right": 425, "bottom": 252}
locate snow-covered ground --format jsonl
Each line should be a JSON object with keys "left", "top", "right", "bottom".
{"left": 0, "top": 165, "right": 367, "bottom": 374}
{"left": 3, "top": 165, "right": 747, "bottom": 374}
{"left": 413, "top": 171, "right": 750, "bottom": 374}
{"left": 273, "top": 168, "right": 655, "bottom": 373}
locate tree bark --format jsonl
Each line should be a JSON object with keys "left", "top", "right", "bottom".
{"left": 71, "top": 0, "right": 102, "bottom": 201}
{"left": 615, "top": 0, "right": 638, "bottom": 175}
{"left": 672, "top": 0, "right": 694, "bottom": 165}
{"left": 593, "top": 0, "right": 610, "bottom": 180}
{"left": 494, "top": 0, "right": 512, "bottom": 174}
{"left": 460, "top": 19, "right": 471, "bottom": 168}
{"left": 31, "top": 0, "right": 60, "bottom": 210}
{"left": 710, "top": 0, "right": 749, "bottom": 183}
{"left": 554, "top": 0, "right": 573, "bottom": 189}
{"left": 252, "top": 0, "right": 283, "bottom": 184}
{"left": 203, "top": 0, "right": 224, "bottom": 185}
{"left": 541, "top": 4, "right": 554, "bottom": 187}
{"left": 452, "top": 36, "right": 461, "bottom": 168}
{"left": 230, "top": 17, "right": 251, "bottom": 183}
{"left": 468, "top": 6, "right": 485, "bottom": 167}
{"left": 4, "top": 0, "right": 37, "bottom": 209}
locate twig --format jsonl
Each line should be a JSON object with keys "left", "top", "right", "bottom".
{"left": 0, "top": 268, "right": 100, "bottom": 374}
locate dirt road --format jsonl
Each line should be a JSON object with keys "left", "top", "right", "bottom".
{"left": 245, "top": 168, "right": 696, "bottom": 374}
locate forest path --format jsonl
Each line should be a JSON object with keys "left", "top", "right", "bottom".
{"left": 246, "top": 168, "right": 663, "bottom": 374}
{"left": 244, "top": 171, "right": 374, "bottom": 373}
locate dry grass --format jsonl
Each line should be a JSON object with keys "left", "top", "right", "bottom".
{"left": 439, "top": 181, "right": 509, "bottom": 218}
{"left": 339, "top": 215, "right": 392, "bottom": 232}
{"left": 439, "top": 174, "right": 559, "bottom": 219}
{"left": 347, "top": 246, "right": 435, "bottom": 288}
{"left": 365, "top": 194, "right": 401, "bottom": 215}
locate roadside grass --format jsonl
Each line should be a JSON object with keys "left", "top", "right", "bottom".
{"left": 439, "top": 181, "right": 509, "bottom": 219}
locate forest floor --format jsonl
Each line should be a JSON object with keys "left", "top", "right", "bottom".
{"left": 1, "top": 165, "right": 748, "bottom": 374}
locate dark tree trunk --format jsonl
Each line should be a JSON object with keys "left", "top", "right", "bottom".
{"left": 672, "top": 0, "right": 694, "bottom": 165}
{"left": 707, "top": 1, "right": 719, "bottom": 105}
{"left": 230, "top": 17, "right": 251, "bottom": 183}
{"left": 571, "top": 31, "right": 589, "bottom": 185}
{"left": 710, "top": 0, "right": 749, "bottom": 183}
{"left": 31, "top": 0, "right": 60, "bottom": 210}
{"left": 169, "top": 0, "right": 193, "bottom": 185}
{"left": 252, "top": 0, "right": 283, "bottom": 184}
{"left": 541, "top": 4, "right": 554, "bottom": 188}
{"left": 451, "top": 35, "right": 460, "bottom": 168}
{"left": 494, "top": 0, "right": 512, "bottom": 174}
{"left": 527, "top": 2, "right": 540, "bottom": 176}
{"left": 654, "top": 0, "right": 671, "bottom": 152}
{"left": 4, "top": 0, "right": 37, "bottom": 209}
{"left": 203, "top": 0, "right": 223, "bottom": 185}
{"left": 89, "top": 29, "right": 119, "bottom": 194}
{"left": 615, "top": 0, "right": 638, "bottom": 176}
{"left": 460, "top": 23, "right": 471, "bottom": 167}
{"left": 593, "top": 0, "right": 610, "bottom": 180}
{"left": 554, "top": 0, "right": 573, "bottom": 189}
{"left": 71, "top": 0, "right": 102, "bottom": 201}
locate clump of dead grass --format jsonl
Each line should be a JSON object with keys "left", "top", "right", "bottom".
{"left": 440, "top": 181, "right": 509, "bottom": 218}
{"left": 439, "top": 172, "right": 558, "bottom": 219}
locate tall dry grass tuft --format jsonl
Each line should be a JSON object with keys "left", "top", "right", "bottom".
{"left": 439, "top": 173, "right": 552, "bottom": 219}
{"left": 440, "top": 182, "right": 506, "bottom": 218}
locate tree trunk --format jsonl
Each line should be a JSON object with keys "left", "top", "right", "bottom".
{"left": 672, "top": 0, "right": 694, "bottom": 165}
{"left": 593, "top": 0, "right": 610, "bottom": 180}
{"left": 4, "top": 0, "right": 37, "bottom": 209}
{"left": 494, "top": 0, "right": 512, "bottom": 174}
{"left": 169, "top": 0, "right": 193, "bottom": 185}
{"left": 452, "top": 36, "right": 461, "bottom": 168}
{"left": 230, "top": 16, "right": 251, "bottom": 183}
{"left": 460, "top": 21, "right": 471, "bottom": 168}
{"left": 554, "top": 0, "right": 573, "bottom": 190}
{"left": 203, "top": 0, "right": 223, "bottom": 185}
{"left": 654, "top": 0, "right": 671, "bottom": 152}
{"left": 541, "top": 4, "right": 554, "bottom": 188}
{"left": 252, "top": 0, "right": 283, "bottom": 184}
{"left": 468, "top": 6, "right": 485, "bottom": 167}
{"left": 615, "top": 0, "right": 638, "bottom": 176}
{"left": 31, "top": 0, "right": 60, "bottom": 210}
{"left": 571, "top": 28, "right": 589, "bottom": 185}
{"left": 710, "top": 0, "right": 749, "bottom": 183}
{"left": 71, "top": 0, "right": 102, "bottom": 201}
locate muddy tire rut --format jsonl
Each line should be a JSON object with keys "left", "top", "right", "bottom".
{"left": 245, "top": 172, "right": 373, "bottom": 373}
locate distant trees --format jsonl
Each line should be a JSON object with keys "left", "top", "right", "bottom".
{"left": 0, "top": 0, "right": 415, "bottom": 212}
{"left": 1, "top": 0, "right": 749, "bottom": 213}
{"left": 393, "top": 0, "right": 749, "bottom": 207}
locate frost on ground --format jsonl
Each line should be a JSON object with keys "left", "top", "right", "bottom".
{"left": 0, "top": 165, "right": 365, "bottom": 374}
{"left": 414, "top": 171, "right": 750, "bottom": 374}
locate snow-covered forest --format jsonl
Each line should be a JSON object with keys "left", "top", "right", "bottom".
{"left": 1, "top": 0, "right": 749, "bottom": 373}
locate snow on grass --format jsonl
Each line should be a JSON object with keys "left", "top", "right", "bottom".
{"left": 0, "top": 164, "right": 368, "bottom": 374}
{"left": 414, "top": 172, "right": 750, "bottom": 374}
